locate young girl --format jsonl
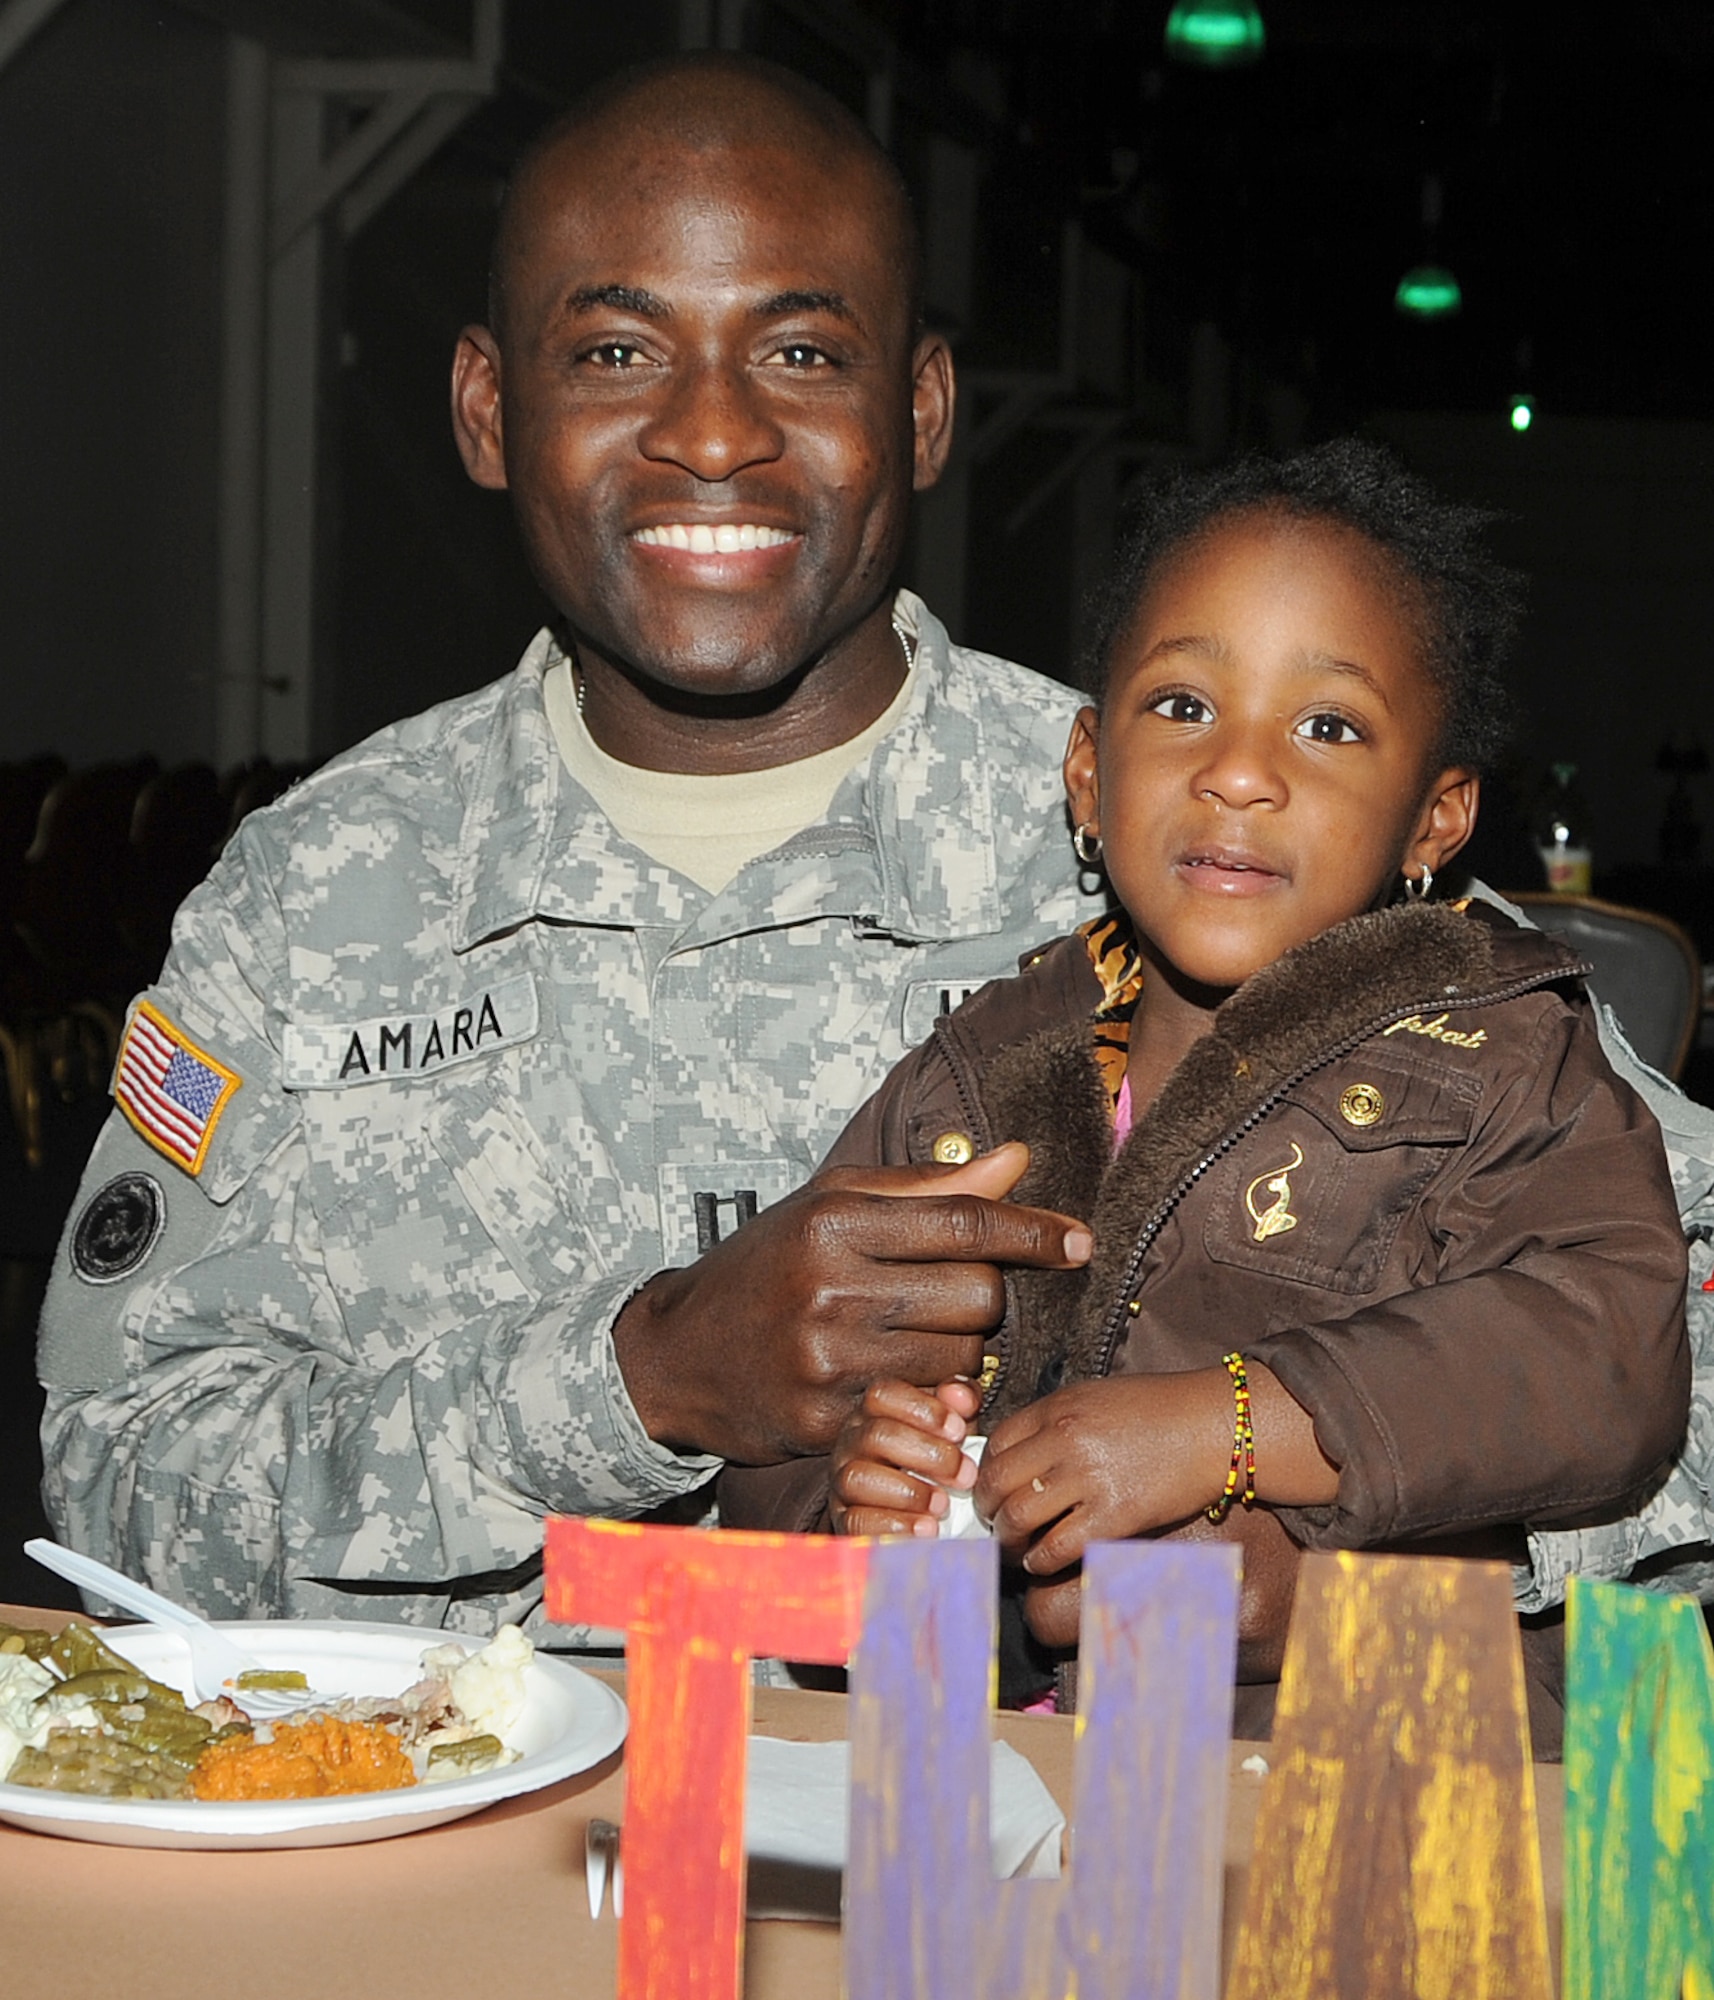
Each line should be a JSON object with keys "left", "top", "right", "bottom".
{"left": 721, "top": 440, "right": 1689, "bottom": 1739}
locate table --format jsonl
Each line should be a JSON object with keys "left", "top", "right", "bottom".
{"left": 0, "top": 1605, "right": 1565, "bottom": 1996}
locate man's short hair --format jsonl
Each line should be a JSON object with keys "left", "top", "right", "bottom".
{"left": 487, "top": 52, "right": 924, "bottom": 348}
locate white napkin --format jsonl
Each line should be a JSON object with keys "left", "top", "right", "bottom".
{"left": 941, "top": 1433, "right": 992, "bottom": 1540}
{"left": 743, "top": 1733, "right": 1064, "bottom": 1920}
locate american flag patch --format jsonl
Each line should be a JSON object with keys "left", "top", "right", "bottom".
{"left": 115, "top": 1000, "right": 241, "bottom": 1176}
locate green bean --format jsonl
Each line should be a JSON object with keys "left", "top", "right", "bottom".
{"left": 7, "top": 1731, "right": 194, "bottom": 1800}
{"left": 7, "top": 1627, "right": 221, "bottom": 1799}
{"left": 47, "top": 1621, "right": 146, "bottom": 1682}
{"left": 106, "top": 1697, "right": 216, "bottom": 1760}
{"left": 0, "top": 1625, "right": 56, "bottom": 1662}
{"left": 49, "top": 1669, "right": 159, "bottom": 1706}
{"left": 233, "top": 1668, "right": 310, "bottom": 1692}
{"left": 426, "top": 1733, "right": 504, "bottom": 1777}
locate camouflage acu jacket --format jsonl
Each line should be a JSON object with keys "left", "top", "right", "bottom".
{"left": 1494, "top": 902, "right": 1714, "bottom": 1614}
{"left": 36, "top": 597, "right": 1105, "bottom": 1632}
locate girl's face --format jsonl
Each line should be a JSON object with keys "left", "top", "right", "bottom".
{"left": 1064, "top": 508, "right": 1478, "bottom": 997}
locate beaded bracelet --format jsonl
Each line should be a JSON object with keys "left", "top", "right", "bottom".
{"left": 1206, "top": 1351, "right": 1256, "bottom": 1523}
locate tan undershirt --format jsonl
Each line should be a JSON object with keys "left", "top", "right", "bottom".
{"left": 543, "top": 618, "right": 918, "bottom": 896}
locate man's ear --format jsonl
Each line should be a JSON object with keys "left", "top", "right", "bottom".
{"left": 1410, "top": 768, "right": 1481, "bottom": 878}
{"left": 910, "top": 333, "right": 956, "bottom": 492}
{"left": 1062, "top": 707, "right": 1102, "bottom": 836}
{"left": 451, "top": 326, "right": 508, "bottom": 491}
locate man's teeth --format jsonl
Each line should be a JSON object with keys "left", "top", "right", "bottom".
{"left": 633, "top": 524, "right": 796, "bottom": 553}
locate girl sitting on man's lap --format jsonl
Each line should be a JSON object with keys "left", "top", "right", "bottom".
{"left": 721, "top": 439, "right": 1689, "bottom": 1744}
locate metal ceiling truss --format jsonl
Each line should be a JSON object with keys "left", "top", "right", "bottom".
{"left": 0, "top": 0, "right": 71, "bottom": 76}
{"left": 0, "top": 0, "right": 499, "bottom": 761}
{"left": 217, "top": 0, "right": 500, "bottom": 764}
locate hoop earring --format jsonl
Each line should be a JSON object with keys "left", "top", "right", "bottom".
{"left": 1073, "top": 823, "right": 1103, "bottom": 866}
{"left": 1404, "top": 864, "right": 1433, "bottom": 902}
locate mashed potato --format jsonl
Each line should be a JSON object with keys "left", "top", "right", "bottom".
{"left": 0, "top": 1653, "right": 55, "bottom": 1779}
{"left": 443, "top": 1624, "right": 532, "bottom": 1743}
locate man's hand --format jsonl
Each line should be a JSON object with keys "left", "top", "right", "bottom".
{"left": 830, "top": 1376, "right": 981, "bottom": 1536}
{"left": 612, "top": 1143, "right": 1091, "bottom": 1464}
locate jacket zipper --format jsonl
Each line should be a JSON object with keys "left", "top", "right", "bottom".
{"left": 935, "top": 1013, "right": 995, "bottom": 1161}
{"left": 932, "top": 1013, "right": 1011, "bottom": 1408}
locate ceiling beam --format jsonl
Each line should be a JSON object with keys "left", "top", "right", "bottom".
{"left": 170, "top": 0, "right": 463, "bottom": 60}
{"left": 0, "top": 0, "right": 70, "bottom": 78}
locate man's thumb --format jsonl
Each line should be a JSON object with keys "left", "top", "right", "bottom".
{"left": 818, "top": 1139, "right": 1032, "bottom": 1202}
{"left": 927, "top": 1139, "right": 1031, "bottom": 1199}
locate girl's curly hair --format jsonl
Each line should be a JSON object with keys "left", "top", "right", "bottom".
{"left": 1083, "top": 437, "right": 1523, "bottom": 773}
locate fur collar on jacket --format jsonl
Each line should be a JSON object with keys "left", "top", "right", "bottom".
{"left": 972, "top": 900, "right": 1583, "bottom": 1423}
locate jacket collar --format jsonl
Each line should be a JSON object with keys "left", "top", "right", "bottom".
{"left": 1147, "top": 896, "right": 1579, "bottom": 1121}
{"left": 449, "top": 596, "right": 1007, "bottom": 953}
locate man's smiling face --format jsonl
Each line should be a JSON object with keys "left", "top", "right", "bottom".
{"left": 454, "top": 103, "right": 948, "bottom": 734}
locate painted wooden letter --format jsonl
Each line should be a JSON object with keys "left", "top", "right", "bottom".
{"left": 1227, "top": 1550, "right": 1552, "bottom": 2000}
{"left": 1562, "top": 1576, "right": 1714, "bottom": 2000}
{"left": 545, "top": 1518, "right": 871, "bottom": 2000}
{"left": 844, "top": 1536, "right": 1240, "bottom": 2000}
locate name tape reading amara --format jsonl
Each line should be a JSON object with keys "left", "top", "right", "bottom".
{"left": 281, "top": 974, "right": 539, "bottom": 1088}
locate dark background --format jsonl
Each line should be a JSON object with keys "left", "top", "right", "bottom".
{"left": 6, "top": 2, "right": 1714, "bottom": 855}
{"left": 4, "top": 0, "right": 1714, "bottom": 1605}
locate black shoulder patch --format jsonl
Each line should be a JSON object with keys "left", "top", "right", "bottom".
{"left": 71, "top": 1173, "right": 166, "bottom": 1285}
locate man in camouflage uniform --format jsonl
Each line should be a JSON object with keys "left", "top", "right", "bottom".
{"left": 38, "top": 57, "right": 1714, "bottom": 1636}
{"left": 1506, "top": 965, "right": 1714, "bottom": 1613}
{"left": 36, "top": 57, "right": 1102, "bottom": 1628}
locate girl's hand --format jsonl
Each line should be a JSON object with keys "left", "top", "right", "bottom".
{"left": 976, "top": 1371, "right": 1236, "bottom": 1575}
{"left": 978, "top": 1363, "right": 1338, "bottom": 1579}
{"left": 1019, "top": 1572, "right": 1083, "bottom": 1650}
{"left": 1019, "top": 1503, "right": 1306, "bottom": 1666}
{"left": 830, "top": 1376, "right": 982, "bottom": 1536}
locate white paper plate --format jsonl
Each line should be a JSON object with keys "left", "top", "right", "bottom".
{"left": 0, "top": 1619, "right": 626, "bottom": 1850}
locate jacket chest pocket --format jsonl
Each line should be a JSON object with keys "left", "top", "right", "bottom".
{"left": 1201, "top": 1053, "right": 1481, "bottom": 1296}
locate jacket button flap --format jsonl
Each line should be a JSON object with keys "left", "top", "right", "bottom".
{"left": 1292, "top": 1045, "right": 1480, "bottom": 1150}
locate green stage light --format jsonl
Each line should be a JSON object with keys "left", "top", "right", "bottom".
{"left": 1509, "top": 394, "right": 1535, "bottom": 433}
{"left": 1393, "top": 263, "right": 1463, "bottom": 319}
{"left": 1165, "top": 1, "right": 1265, "bottom": 66}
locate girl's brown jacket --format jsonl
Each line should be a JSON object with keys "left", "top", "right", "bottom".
{"left": 721, "top": 900, "right": 1690, "bottom": 1731}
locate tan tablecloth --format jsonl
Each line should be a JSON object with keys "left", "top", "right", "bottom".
{"left": 0, "top": 1604, "right": 1563, "bottom": 1996}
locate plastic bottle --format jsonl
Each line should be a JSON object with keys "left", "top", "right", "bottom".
{"left": 1534, "top": 762, "right": 1592, "bottom": 895}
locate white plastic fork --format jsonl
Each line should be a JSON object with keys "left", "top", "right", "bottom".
{"left": 24, "top": 1537, "right": 327, "bottom": 1718}
{"left": 585, "top": 1817, "right": 625, "bottom": 1918}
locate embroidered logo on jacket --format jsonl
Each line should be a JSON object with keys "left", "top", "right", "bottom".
{"left": 281, "top": 973, "right": 539, "bottom": 1089}
{"left": 1382, "top": 1011, "right": 1488, "bottom": 1050}
{"left": 114, "top": 1002, "right": 242, "bottom": 1176}
{"left": 1246, "top": 1141, "right": 1304, "bottom": 1242}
